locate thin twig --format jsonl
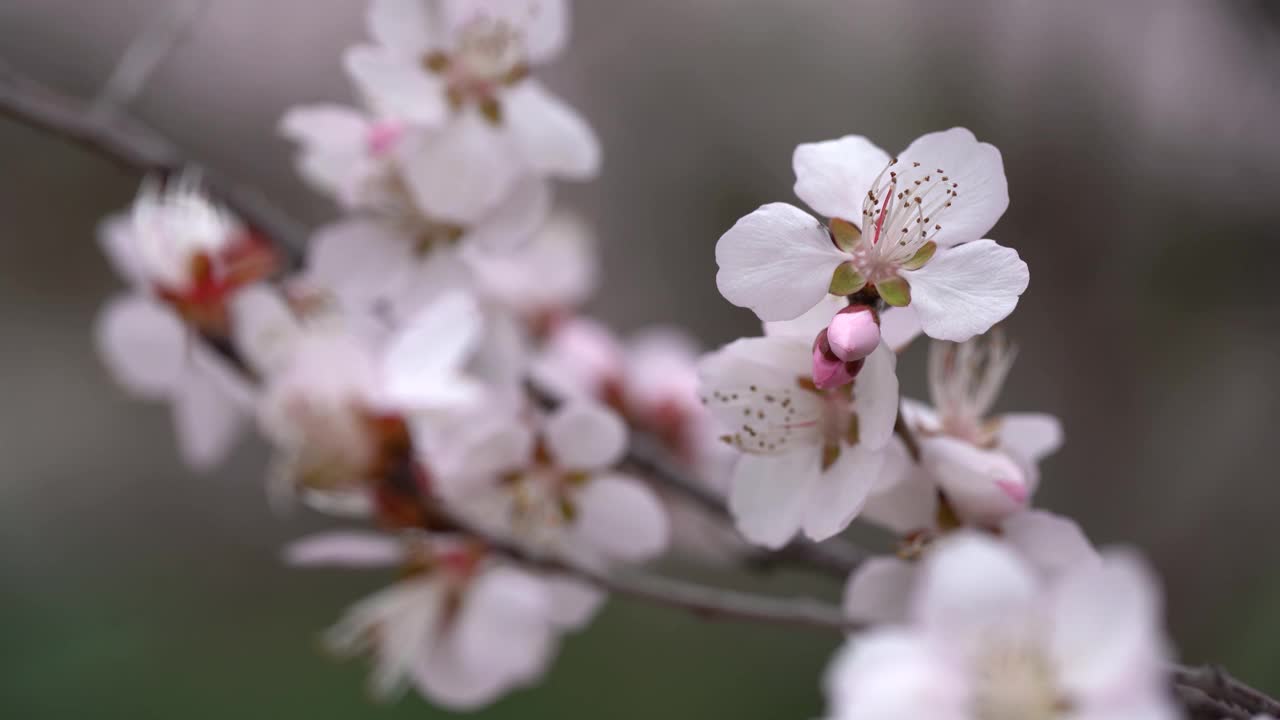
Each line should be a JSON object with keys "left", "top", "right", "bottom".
{"left": 894, "top": 410, "right": 922, "bottom": 462}
{"left": 4, "top": 58, "right": 1277, "bottom": 715}
{"left": 91, "top": 0, "right": 210, "bottom": 120}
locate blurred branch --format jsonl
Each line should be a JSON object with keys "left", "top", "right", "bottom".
{"left": 91, "top": 0, "right": 210, "bottom": 120}
{"left": 0, "top": 59, "right": 308, "bottom": 258}
{"left": 4, "top": 60, "right": 1277, "bottom": 716}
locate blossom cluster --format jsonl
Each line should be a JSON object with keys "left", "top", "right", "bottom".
{"left": 90, "top": 1, "right": 1188, "bottom": 717}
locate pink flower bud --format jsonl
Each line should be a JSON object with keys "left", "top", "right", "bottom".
{"left": 826, "top": 305, "right": 880, "bottom": 362}
{"left": 367, "top": 121, "right": 405, "bottom": 156}
{"left": 812, "top": 330, "right": 864, "bottom": 390}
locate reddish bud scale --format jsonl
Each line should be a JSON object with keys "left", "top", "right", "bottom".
{"left": 154, "top": 232, "right": 278, "bottom": 335}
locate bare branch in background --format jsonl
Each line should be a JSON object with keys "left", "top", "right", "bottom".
{"left": 90, "top": 0, "right": 211, "bottom": 120}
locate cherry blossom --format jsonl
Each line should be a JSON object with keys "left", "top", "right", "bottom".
{"left": 287, "top": 531, "right": 558, "bottom": 709}
{"left": 248, "top": 289, "right": 485, "bottom": 513}
{"left": 434, "top": 402, "right": 670, "bottom": 568}
{"left": 901, "top": 330, "right": 1064, "bottom": 525}
{"left": 94, "top": 179, "right": 271, "bottom": 470}
{"left": 825, "top": 534, "right": 1177, "bottom": 720}
{"left": 346, "top": 0, "right": 599, "bottom": 222}
{"left": 716, "top": 129, "right": 1028, "bottom": 342}
{"left": 843, "top": 509, "right": 1097, "bottom": 624}
{"left": 697, "top": 328, "right": 900, "bottom": 548}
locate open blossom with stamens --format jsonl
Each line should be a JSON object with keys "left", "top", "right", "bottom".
{"left": 898, "top": 331, "right": 1063, "bottom": 524}
{"left": 696, "top": 321, "right": 901, "bottom": 548}
{"left": 93, "top": 180, "right": 273, "bottom": 470}
{"left": 346, "top": 0, "right": 599, "bottom": 222}
{"left": 825, "top": 534, "right": 1177, "bottom": 720}
{"left": 716, "top": 128, "right": 1028, "bottom": 342}
{"left": 244, "top": 288, "right": 484, "bottom": 514}
{"left": 287, "top": 531, "right": 558, "bottom": 709}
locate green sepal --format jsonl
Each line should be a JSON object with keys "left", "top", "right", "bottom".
{"left": 829, "top": 263, "right": 867, "bottom": 296}
{"left": 829, "top": 218, "right": 862, "bottom": 252}
{"left": 901, "top": 241, "right": 937, "bottom": 270}
{"left": 876, "top": 276, "right": 912, "bottom": 307}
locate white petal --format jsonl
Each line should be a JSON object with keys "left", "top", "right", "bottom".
{"left": 696, "top": 336, "right": 825, "bottom": 453}
{"left": 96, "top": 294, "right": 186, "bottom": 399}
{"left": 504, "top": 81, "right": 600, "bottom": 180}
{"left": 380, "top": 291, "right": 483, "bottom": 409}
{"left": 728, "top": 451, "right": 819, "bottom": 549}
{"left": 443, "top": 0, "right": 568, "bottom": 63}
{"left": 860, "top": 442, "right": 937, "bottom": 535}
{"left": 467, "top": 210, "right": 596, "bottom": 312}
{"left": 762, "top": 293, "right": 845, "bottom": 341}
{"left": 904, "top": 238, "right": 1029, "bottom": 342}
{"left": 229, "top": 285, "right": 301, "bottom": 376}
{"left": 879, "top": 306, "right": 923, "bottom": 352}
{"left": 853, "top": 342, "right": 900, "bottom": 449}
{"left": 715, "top": 203, "right": 846, "bottom": 322}
{"left": 530, "top": 316, "right": 622, "bottom": 400}
{"left": 801, "top": 443, "right": 885, "bottom": 541}
{"left": 896, "top": 127, "right": 1008, "bottom": 247}
{"left": 464, "top": 175, "right": 551, "bottom": 251}
{"left": 913, "top": 532, "right": 1037, "bottom": 631}
{"left": 305, "top": 218, "right": 414, "bottom": 311}
{"left": 824, "top": 631, "right": 967, "bottom": 720}
{"left": 344, "top": 46, "right": 448, "bottom": 126}
{"left": 545, "top": 576, "right": 605, "bottom": 629}
{"left": 418, "top": 565, "right": 554, "bottom": 708}
{"left": 97, "top": 215, "right": 144, "bottom": 285}
{"left": 278, "top": 104, "right": 373, "bottom": 200}
{"left": 921, "top": 436, "right": 1028, "bottom": 524}
{"left": 368, "top": 0, "right": 439, "bottom": 54}
{"left": 792, "top": 135, "right": 891, "bottom": 223}
{"left": 284, "top": 531, "right": 403, "bottom": 567}
{"left": 545, "top": 402, "right": 627, "bottom": 470}
{"left": 1002, "top": 510, "right": 1099, "bottom": 579}
{"left": 572, "top": 473, "right": 670, "bottom": 562}
{"left": 172, "top": 370, "right": 243, "bottom": 470}
{"left": 999, "top": 412, "right": 1063, "bottom": 466}
{"left": 843, "top": 556, "right": 917, "bottom": 624}
{"left": 1050, "top": 552, "right": 1165, "bottom": 699}
{"left": 432, "top": 414, "right": 533, "bottom": 484}
{"left": 395, "top": 113, "right": 517, "bottom": 224}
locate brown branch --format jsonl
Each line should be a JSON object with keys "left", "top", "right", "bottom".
{"left": 5, "top": 57, "right": 1277, "bottom": 715}
{"left": 894, "top": 409, "right": 922, "bottom": 462}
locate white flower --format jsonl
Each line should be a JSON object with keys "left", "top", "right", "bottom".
{"left": 250, "top": 289, "right": 484, "bottom": 506}
{"left": 346, "top": 0, "right": 599, "bottom": 222}
{"left": 904, "top": 331, "right": 1063, "bottom": 525}
{"left": 463, "top": 211, "right": 598, "bottom": 326}
{"left": 281, "top": 105, "right": 551, "bottom": 245}
{"left": 843, "top": 510, "right": 1098, "bottom": 625}
{"left": 105, "top": 176, "right": 276, "bottom": 331}
{"left": 287, "top": 531, "right": 558, "bottom": 709}
{"left": 825, "top": 534, "right": 1177, "bottom": 720}
{"left": 696, "top": 329, "right": 900, "bottom": 548}
{"left": 433, "top": 402, "right": 669, "bottom": 625}
{"left": 94, "top": 197, "right": 264, "bottom": 471}
{"left": 716, "top": 128, "right": 1027, "bottom": 342}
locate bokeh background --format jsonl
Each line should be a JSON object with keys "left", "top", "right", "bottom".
{"left": 2, "top": 0, "right": 1279, "bottom": 717}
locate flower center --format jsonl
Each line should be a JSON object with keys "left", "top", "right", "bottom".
{"left": 971, "top": 640, "right": 1066, "bottom": 720}
{"left": 851, "top": 158, "right": 959, "bottom": 280}
{"left": 423, "top": 18, "right": 529, "bottom": 124}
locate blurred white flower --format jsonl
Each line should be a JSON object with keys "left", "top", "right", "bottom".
{"left": 248, "top": 289, "right": 485, "bottom": 509}
{"left": 843, "top": 510, "right": 1097, "bottom": 625}
{"left": 825, "top": 534, "right": 1176, "bottom": 720}
{"left": 281, "top": 106, "right": 551, "bottom": 250}
{"left": 716, "top": 128, "right": 1026, "bottom": 342}
{"left": 93, "top": 179, "right": 273, "bottom": 471}
{"left": 346, "top": 0, "right": 599, "bottom": 223}
{"left": 696, "top": 330, "right": 900, "bottom": 548}
{"left": 464, "top": 211, "right": 598, "bottom": 330}
{"left": 288, "top": 531, "right": 558, "bottom": 709}
{"left": 433, "top": 402, "right": 669, "bottom": 623}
